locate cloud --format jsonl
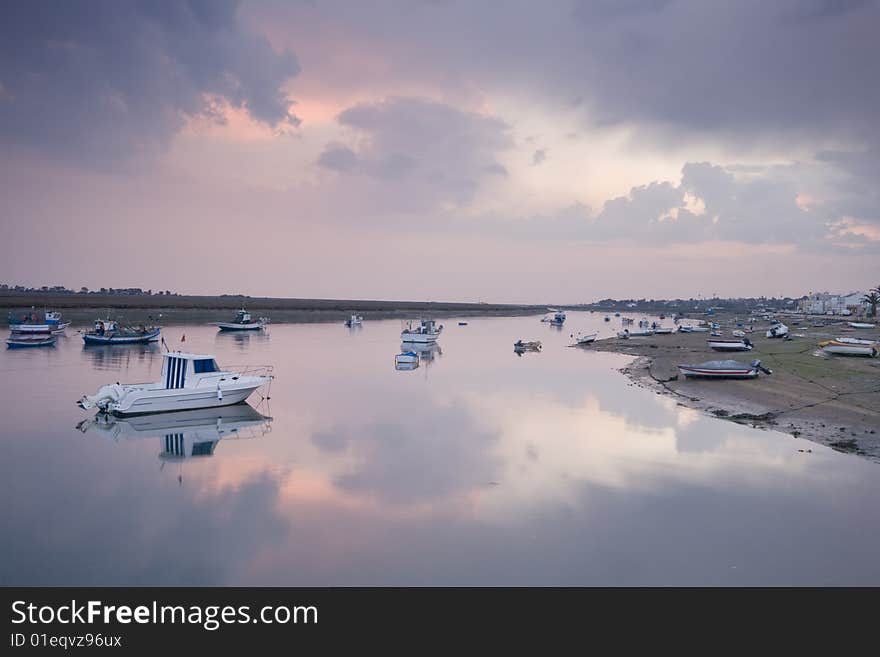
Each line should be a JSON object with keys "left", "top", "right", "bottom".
{"left": 317, "top": 96, "right": 513, "bottom": 207}
{"left": 0, "top": 0, "right": 300, "bottom": 165}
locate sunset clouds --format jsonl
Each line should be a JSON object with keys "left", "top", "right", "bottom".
{"left": 1, "top": 0, "right": 877, "bottom": 301}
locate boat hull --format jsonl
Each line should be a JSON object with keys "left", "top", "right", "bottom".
{"left": 678, "top": 366, "right": 758, "bottom": 379}
{"left": 821, "top": 342, "right": 877, "bottom": 357}
{"left": 401, "top": 332, "right": 439, "bottom": 343}
{"left": 708, "top": 341, "right": 752, "bottom": 352}
{"left": 108, "top": 384, "right": 264, "bottom": 416}
{"left": 7, "top": 337, "right": 56, "bottom": 348}
{"left": 83, "top": 328, "right": 161, "bottom": 344}
{"left": 217, "top": 323, "right": 265, "bottom": 331}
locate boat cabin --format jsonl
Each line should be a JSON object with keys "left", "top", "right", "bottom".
{"left": 94, "top": 319, "right": 118, "bottom": 334}
{"left": 161, "top": 352, "right": 226, "bottom": 390}
{"left": 235, "top": 309, "right": 252, "bottom": 324}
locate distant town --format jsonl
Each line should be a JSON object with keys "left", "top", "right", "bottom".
{"left": 0, "top": 283, "right": 876, "bottom": 317}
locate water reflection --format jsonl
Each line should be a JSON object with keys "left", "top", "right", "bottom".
{"left": 1, "top": 314, "right": 880, "bottom": 585}
{"left": 81, "top": 342, "right": 161, "bottom": 371}
{"left": 214, "top": 329, "right": 270, "bottom": 350}
{"left": 400, "top": 341, "right": 442, "bottom": 363}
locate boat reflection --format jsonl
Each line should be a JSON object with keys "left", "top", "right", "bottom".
{"left": 76, "top": 403, "right": 272, "bottom": 465}
{"left": 215, "top": 328, "right": 270, "bottom": 350}
{"left": 400, "top": 341, "right": 442, "bottom": 363}
{"left": 81, "top": 341, "right": 161, "bottom": 371}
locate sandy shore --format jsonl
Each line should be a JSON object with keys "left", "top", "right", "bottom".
{"left": 591, "top": 313, "right": 880, "bottom": 461}
{"left": 1, "top": 293, "right": 545, "bottom": 325}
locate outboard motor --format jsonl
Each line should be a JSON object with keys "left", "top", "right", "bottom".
{"left": 750, "top": 359, "right": 772, "bottom": 375}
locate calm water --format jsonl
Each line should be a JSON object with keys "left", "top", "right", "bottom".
{"left": 1, "top": 313, "right": 878, "bottom": 586}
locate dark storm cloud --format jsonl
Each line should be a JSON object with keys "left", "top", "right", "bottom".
{"left": 0, "top": 0, "right": 299, "bottom": 164}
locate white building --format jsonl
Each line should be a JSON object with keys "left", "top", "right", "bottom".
{"left": 799, "top": 291, "right": 867, "bottom": 315}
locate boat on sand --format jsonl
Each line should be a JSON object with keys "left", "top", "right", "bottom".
{"left": 678, "top": 359, "right": 771, "bottom": 379}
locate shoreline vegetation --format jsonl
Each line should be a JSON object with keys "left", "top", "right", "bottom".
{"left": 590, "top": 311, "right": 879, "bottom": 462}
{"left": 0, "top": 292, "right": 547, "bottom": 324}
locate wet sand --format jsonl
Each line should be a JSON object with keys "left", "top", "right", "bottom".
{"left": 592, "top": 314, "right": 880, "bottom": 461}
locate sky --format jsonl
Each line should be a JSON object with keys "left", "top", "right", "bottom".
{"left": 0, "top": 0, "right": 878, "bottom": 304}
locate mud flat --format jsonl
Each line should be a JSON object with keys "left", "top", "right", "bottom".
{"left": 593, "top": 314, "right": 880, "bottom": 461}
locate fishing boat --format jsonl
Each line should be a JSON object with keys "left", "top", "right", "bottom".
{"left": 6, "top": 334, "right": 56, "bottom": 349}
{"left": 766, "top": 323, "right": 789, "bottom": 339}
{"left": 401, "top": 319, "right": 443, "bottom": 343}
{"left": 819, "top": 340, "right": 878, "bottom": 357}
{"left": 678, "top": 359, "right": 771, "bottom": 379}
{"left": 77, "top": 352, "right": 273, "bottom": 416}
{"left": 574, "top": 332, "right": 597, "bottom": 345}
{"left": 216, "top": 309, "right": 268, "bottom": 331}
{"left": 82, "top": 319, "right": 161, "bottom": 345}
{"left": 514, "top": 340, "right": 542, "bottom": 352}
{"left": 394, "top": 351, "right": 419, "bottom": 369}
{"left": 549, "top": 310, "right": 566, "bottom": 326}
{"left": 849, "top": 322, "right": 876, "bottom": 329}
{"left": 707, "top": 338, "right": 753, "bottom": 352}
{"left": 8, "top": 309, "right": 70, "bottom": 334}
{"left": 344, "top": 314, "right": 363, "bottom": 327}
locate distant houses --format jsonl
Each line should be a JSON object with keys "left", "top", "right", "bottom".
{"left": 797, "top": 291, "right": 868, "bottom": 316}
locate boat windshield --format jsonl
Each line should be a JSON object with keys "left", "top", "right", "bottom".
{"left": 193, "top": 359, "right": 220, "bottom": 374}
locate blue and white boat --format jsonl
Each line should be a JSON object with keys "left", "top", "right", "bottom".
{"left": 6, "top": 334, "right": 56, "bottom": 348}
{"left": 82, "top": 319, "right": 161, "bottom": 345}
{"left": 8, "top": 309, "right": 70, "bottom": 334}
{"left": 216, "top": 309, "right": 268, "bottom": 331}
{"left": 78, "top": 351, "right": 273, "bottom": 416}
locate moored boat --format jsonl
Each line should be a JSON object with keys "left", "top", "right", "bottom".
{"left": 678, "top": 359, "right": 771, "bottom": 379}
{"left": 401, "top": 319, "right": 443, "bottom": 343}
{"left": 707, "top": 338, "right": 753, "bottom": 352}
{"left": 344, "top": 314, "right": 363, "bottom": 327}
{"left": 82, "top": 319, "right": 161, "bottom": 345}
{"left": 574, "top": 332, "right": 597, "bottom": 345}
{"left": 6, "top": 334, "right": 56, "bottom": 348}
{"left": 514, "top": 340, "right": 542, "bottom": 352}
{"left": 678, "top": 325, "right": 710, "bottom": 333}
{"left": 78, "top": 352, "right": 273, "bottom": 416}
{"left": 819, "top": 340, "right": 878, "bottom": 357}
{"left": 849, "top": 322, "right": 876, "bottom": 329}
{"left": 394, "top": 351, "right": 419, "bottom": 369}
{"left": 549, "top": 310, "right": 566, "bottom": 326}
{"left": 216, "top": 309, "right": 268, "bottom": 331}
{"left": 766, "top": 323, "right": 789, "bottom": 338}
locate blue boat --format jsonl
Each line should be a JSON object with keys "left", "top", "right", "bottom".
{"left": 82, "top": 319, "right": 161, "bottom": 345}
{"left": 7, "top": 335, "right": 56, "bottom": 349}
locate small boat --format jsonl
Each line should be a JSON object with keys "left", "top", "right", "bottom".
{"left": 732, "top": 330, "right": 746, "bottom": 338}
{"left": 8, "top": 309, "right": 70, "bottom": 335}
{"left": 627, "top": 328, "right": 654, "bottom": 336}
{"left": 819, "top": 340, "right": 877, "bottom": 357}
{"left": 678, "top": 325, "right": 710, "bottom": 333}
{"left": 344, "top": 314, "right": 363, "bottom": 327}
{"left": 574, "top": 332, "right": 597, "bottom": 345}
{"left": 614, "top": 312, "right": 620, "bottom": 317}
{"left": 549, "top": 310, "right": 566, "bottom": 326}
{"left": 78, "top": 352, "right": 273, "bottom": 415}
{"left": 834, "top": 337, "right": 877, "bottom": 346}
{"left": 83, "top": 319, "right": 161, "bottom": 345}
{"left": 849, "top": 322, "right": 876, "bottom": 329}
{"left": 617, "top": 330, "right": 630, "bottom": 339}
{"left": 394, "top": 351, "right": 420, "bottom": 369}
{"left": 766, "top": 323, "right": 789, "bottom": 339}
{"left": 708, "top": 338, "right": 753, "bottom": 352}
{"left": 216, "top": 309, "right": 268, "bottom": 331}
{"left": 604, "top": 316, "right": 610, "bottom": 322}
{"left": 514, "top": 340, "right": 542, "bottom": 352}
{"left": 653, "top": 327, "right": 673, "bottom": 334}
{"left": 678, "top": 359, "right": 771, "bottom": 379}
{"left": 401, "top": 319, "right": 443, "bottom": 343}
{"left": 6, "top": 335, "right": 56, "bottom": 348}
{"left": 458, "top": 321, "right": 468, "bottom": 326}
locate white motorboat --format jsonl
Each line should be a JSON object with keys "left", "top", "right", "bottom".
{"left": 678, "top": 359, "right": 771, "bottom": 379}
{"left": 707, "top": 338, "right": 753, "bottom": 352}
{"left": 617, "top": 330, "right": 630, "bottom": 339}
{"left": 678, "top": 325, "right": 710, "bottom": 333}
{"left": 732, "top": 330, "right": 746, "bottom": 338}
{"left": 76, "top": 404, "right": 273, "bottom": 459}
{"left": 216, "top": 309, "right": 268, "bottom": 331}
{"left": 394, "top": 351, "right": 420, "bottom": 369}
{"left": 345, "top": 314, "right": 363, "bottom": 327}
{"left": 78, "top": 352, "right": 273, "bottom": 416}
{"left": 626, "top": 328, "right": 654, "bottom": 336}
{"left": 401, "top": 319, "right": 443, "bottom": 343}
{"left": 819, "top": 340, "right": 878, "bottom": 357}
{"left": 574, "top": 332, "right": 597, "bottom": 345}
{"left": 849, "top": 322, "right": 876, "bottom": 329}
{"left": 549, "top": 310, "right": 566, "bottom": 326}
{"left": 766, "top": 323, "right": 789, "bottom": 338}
